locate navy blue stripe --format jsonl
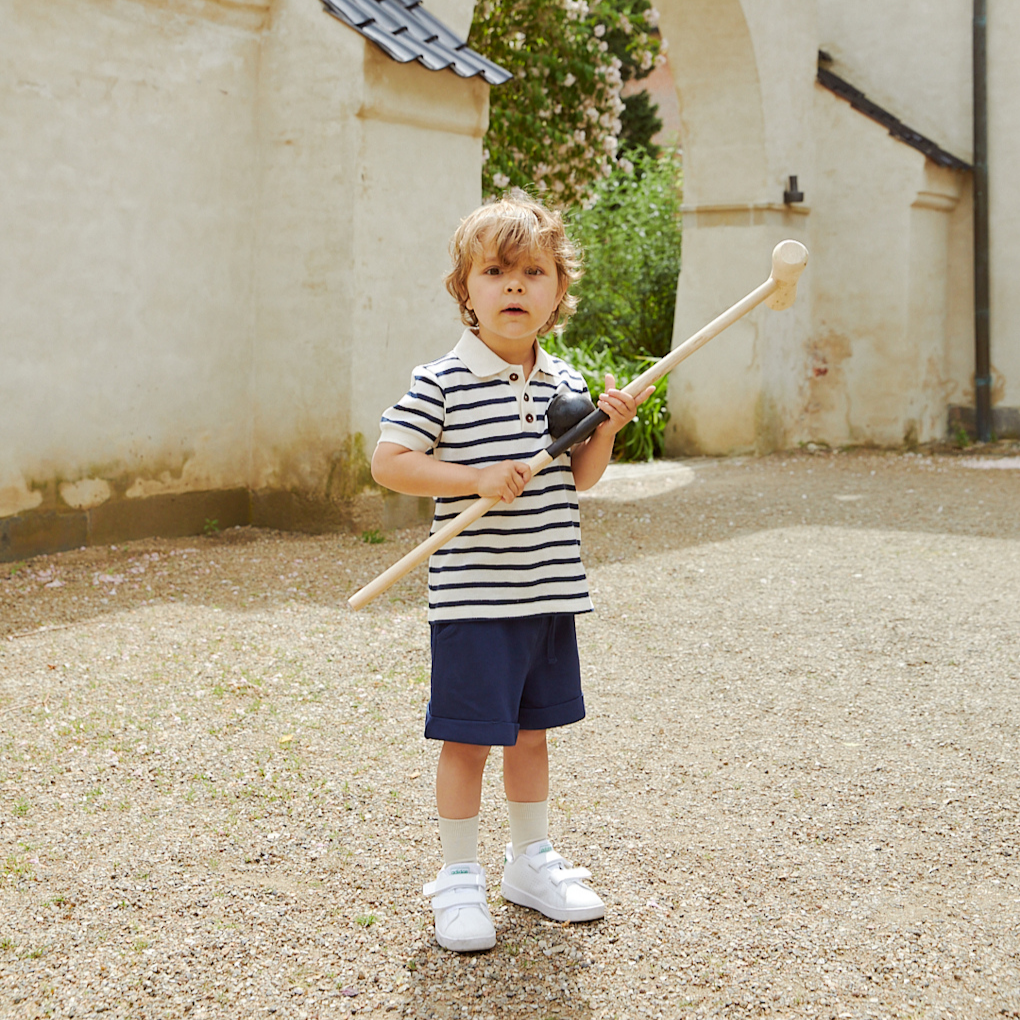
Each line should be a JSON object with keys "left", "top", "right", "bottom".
{"left": 380, "top": 417, "right": 439, "bottom": 443}
{"left": 431, "top": 556, "right": 582, "bottom": 574}
{"left": 433, "top": 478, "right": 575, "bottom": 509}
{"left": 431, "top": 538, "right": 580, "bottom": 558}
{"left": 406, "top": 388, "right": 444, "bottom": 409}
{"left": 434, "top": 504, "right": 579, "bottom": 528}
{"left": 450, "top": 396, "right": 518, "bottom": 414}
{"left": 432, "top": 363, "right": 477, "bottom": 379}
{"left": 438, "top": 453, "right": 541, "bottom": 468}
{"left": 428, "top": 591, "right": 592, "bottom": 609}
{"left": 481, "top": 500, "right": 579, "bottom": 518}
{"left": 388, "top": 405, "right": 444, "bottom": 429}
{"left": 444, "top": 379, "right": 506, "bottom": 395}
{"left": 429, "top": 573, "right": 587, "bottom": 592}
{"left": 452, "top": 519, "right": 578, "bottom": 539}
{"left": 442, "top": 413, "right": 522, "bottom": 433}
{"left": 436, "top": 443, "right": 546, "bottom": 461}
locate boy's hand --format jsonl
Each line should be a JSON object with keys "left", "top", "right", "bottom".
{"left": 595, "top": 374, "right": 655, "bottom": 436}
{"left": 476, "top": 461, "right": 532, "bottom": 503}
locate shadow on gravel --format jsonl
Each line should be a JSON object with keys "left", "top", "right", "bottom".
{"left": 411, "top": 909, "right": 599, "bottom": 1018}
{"left": 5, "top": 449, "right": 1019, "bottom": 644}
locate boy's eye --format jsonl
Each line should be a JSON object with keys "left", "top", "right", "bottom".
{"left": 483, "top": 266, "right": 502, "bottom": 276}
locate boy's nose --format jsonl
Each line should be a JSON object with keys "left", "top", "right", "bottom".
{"left": 504, "top": 276, "right": 524, "bottom": 292}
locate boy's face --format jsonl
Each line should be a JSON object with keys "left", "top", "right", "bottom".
{"left": 464, "top": 240, "right": 567, "bottom": 355}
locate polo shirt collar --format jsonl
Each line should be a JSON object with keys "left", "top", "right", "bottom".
{"left": 453, "top": 329, "right": 557, "bottom": 380}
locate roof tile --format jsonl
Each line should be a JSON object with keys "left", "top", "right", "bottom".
{"left": 323, "top": 0, "right": 511, "bottom": 85}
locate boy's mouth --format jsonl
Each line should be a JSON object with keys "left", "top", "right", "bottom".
{"left": 502, "top": 304, "right": 526, "bottom": 314}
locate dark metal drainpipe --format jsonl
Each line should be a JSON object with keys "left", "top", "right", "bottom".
{"left": 973, "top": 0, "right": 991, "bottom": 441}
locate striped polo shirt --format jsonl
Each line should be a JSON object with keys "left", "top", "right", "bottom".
{"left": 378, "top": 329, "right": 594, "bottom": 622}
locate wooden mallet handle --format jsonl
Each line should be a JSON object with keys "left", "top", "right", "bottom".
{"left": 348, "top": 240, "right": 808, "bottom": 610}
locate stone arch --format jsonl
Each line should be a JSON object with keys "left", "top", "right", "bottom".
{"left": 658, "top": 0, "right": 769, "bottom": 207}
{"left": 655, "top": 0, "right": 815, "bottom": 454}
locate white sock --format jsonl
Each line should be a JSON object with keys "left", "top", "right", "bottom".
{"left": 438, "top": 815, "right": 479, "bottom": 866}
{"left": 507, "top": 800, "right": 549, "bottom": 858}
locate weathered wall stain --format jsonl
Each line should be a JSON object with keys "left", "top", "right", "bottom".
{"left": 802, "top": 332, "right": 852, "bottom": 436}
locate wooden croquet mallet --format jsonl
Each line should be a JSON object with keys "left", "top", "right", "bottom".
{"left": 348, "top": 239, "right": 808, "bottom": 611}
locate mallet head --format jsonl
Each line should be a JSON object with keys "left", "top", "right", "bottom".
{"left": 546, "top": 390, "right": 596, "bottom": 439}
{"left": 764, "top": 239, "right": 809, "bottom": 311}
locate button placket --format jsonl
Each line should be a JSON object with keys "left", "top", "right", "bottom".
{"left": 506, "top": 367, "right": 530, "bottom": 427}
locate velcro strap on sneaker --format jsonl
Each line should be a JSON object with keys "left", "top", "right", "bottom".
{"left": 549, "top": 866, "right": 592, "bottom": 886}
{"left": 423, "top": 869, "right": 487, "bottom": 899}
{"left": 430, "top": 884, "right": 488, "bottom": 912}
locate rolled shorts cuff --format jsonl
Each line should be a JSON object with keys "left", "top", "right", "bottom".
{"left": 424, "top": 711, "right": 520, "bottom": 747}
{"left": 518, "top": 694, "right": 585, "bottom": 732}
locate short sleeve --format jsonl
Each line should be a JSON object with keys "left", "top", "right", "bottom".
{"left": 377, "top": 367, "right": 446, "bottom": 453}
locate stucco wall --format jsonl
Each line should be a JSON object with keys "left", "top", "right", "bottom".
{"left": 659, "top": 0, "right": 1007, "bottom": 454}
{"left": 817, "top": 0, "right": 972, "bottom": 162}
{"left": 812, "top": 0, "right": 1015, "bottom": 427}
{"left": 1, "top": 0, "right": 267, "bottom": 519}
{"left": 0, "top": 0, "right": 487, "bottom": 559}
{"left": 660, "top": 0, "right": 815, "bottom": 455}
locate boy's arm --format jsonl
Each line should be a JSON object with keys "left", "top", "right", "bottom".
{"left": 372, "top": 443, "right": 532, "bottom": 504}
{"left": 570, "top": 374, "right": 654, "bottom": 492}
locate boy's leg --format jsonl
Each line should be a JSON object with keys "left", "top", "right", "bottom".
{"left": 503, "top": 728, "right": 548, "bottom": 802}
{"left": 436, "top": 741, "right": 490, "bottom": 818}
{"left": 500, "top": 704, "right": 603, "bottom": 923}
{"left": 436, "top": 741, "right": 490, "bottom": 865}
{"left": 503, "top": 729, "right": 550, "bottom": 856}
{"left": 426, "top": 740, "right": 496, "bottom": 952}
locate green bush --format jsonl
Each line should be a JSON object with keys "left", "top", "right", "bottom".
{"left": 543, "top": 332, "right": 670, "bottom": 462}
{"left": 544, "top": 152, "right": 682, "bottom": 461}
{"left": 564, "top": 152, "right": 683, "bottom": 362}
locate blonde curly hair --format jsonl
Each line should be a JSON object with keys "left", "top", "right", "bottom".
{"left": 444, "top": 189, "right": 583, "bottom": 335}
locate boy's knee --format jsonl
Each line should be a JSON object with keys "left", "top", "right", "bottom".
{"left": 513, "top": 729, "right": 547, "bottom": 750}
{"left": 443, "top": 741, "right": 491, "bottom": 766}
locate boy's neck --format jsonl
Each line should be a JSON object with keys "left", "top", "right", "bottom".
{"left": 476, "top": 331, "right": 538, "bottom": 378}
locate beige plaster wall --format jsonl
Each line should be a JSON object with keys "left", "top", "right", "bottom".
{"left": 247, "top": 0, "right": 362, "bottom": 501}
{"left": 349, "top": 46, "right": 487, "bottom": 448}
{"left": 659, "top": 0, "right": 1000, "bottom": 454}
{"left": 817, "top": 0, "right": 972, "bottom": 162}
{"left": 810, "top": 92, "right": 966, "bottom": 447}
{"left": 424, "top": 0, "right": 475, "bottom": 41}
{"left": 1, "top": 0, "right": 487, "bottom": 551}
{"left": 660, "top": 0, "right": 815, "bottom": 455}
{"left": 816, "top": 0, "right": 1017, "bottom": 416}
{"left": 1, "top": 0, "right": 266, "bottom": 518}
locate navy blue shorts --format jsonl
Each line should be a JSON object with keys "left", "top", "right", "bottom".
{"left": 425, "top": 614, "right": 585, "bottom": 746}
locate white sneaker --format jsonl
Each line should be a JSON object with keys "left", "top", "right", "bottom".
{"left": 423, "top": 862, "right": 496, "bottom": 953}
{"left": 501, "top": 840, "right": 605, "bottom": 922}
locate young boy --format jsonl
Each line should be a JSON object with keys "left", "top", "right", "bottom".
{"left": 371, "top": 191, "right": 652, "bottom": 953}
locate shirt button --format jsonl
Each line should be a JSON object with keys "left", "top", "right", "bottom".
{"left": 509, "top": 373, "right": 519, "bottom": 382}
{"left": 523, "top": 393, "right": 530, "bottom": 401}
{"left": 525, "top": 413, "right": 534, "bottom": 423}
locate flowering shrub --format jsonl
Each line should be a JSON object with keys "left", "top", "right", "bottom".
{"left": 470, "top": 0, "right": 663, "bottom": 207}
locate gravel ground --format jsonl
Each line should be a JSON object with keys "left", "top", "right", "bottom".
{"left": 2, "top": 445, "right": 1019, "bottom": 1020}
